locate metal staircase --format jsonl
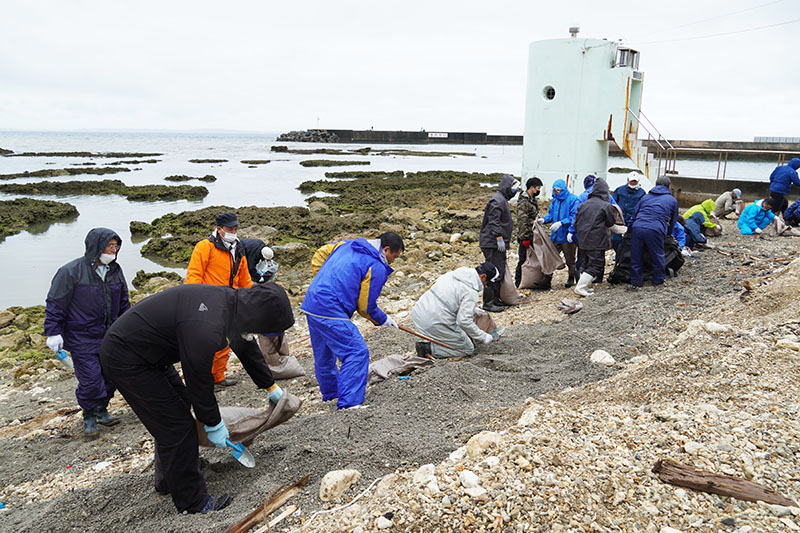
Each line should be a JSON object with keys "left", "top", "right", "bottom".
{"left": 619, "top": 109, "right": 676, "bottom": 187}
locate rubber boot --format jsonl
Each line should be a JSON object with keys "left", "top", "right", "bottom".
{"left": 482, "top": 285, "right": 505, "bottom": 313}
{"left": 573, "top": 272, "right": 595, "bottom": 297}
{"left": 95, "top": 400, "right": 120, "bottom": 427}
{"left": 415, "top": 341, "right": 432, "bottom": 358}
{"left": 83, "top": 409, "right": 99, "bottom": 437}
{"left": 531, "top": 274, "right": 552, "bottom": 290}
{"left": 564, "top": 273, "right": 576, "bottom": 288}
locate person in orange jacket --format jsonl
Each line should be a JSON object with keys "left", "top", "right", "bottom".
{"left": 186, "top": 212, "right": 253, "bottom": 387}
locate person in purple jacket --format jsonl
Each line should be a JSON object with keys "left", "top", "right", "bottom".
{"left": 44, "top": 228, "right": 130, "bottom": 437}
{"left": 628, "top": 176, "right": 679, "bottom": 287}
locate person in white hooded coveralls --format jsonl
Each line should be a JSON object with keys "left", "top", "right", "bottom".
{"left": 410, "top": 263, "right": 504, "bottom": 359}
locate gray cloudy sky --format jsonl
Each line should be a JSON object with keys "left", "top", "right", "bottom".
{"left": 1, "top": 0, "right": 797, "bottom": 140}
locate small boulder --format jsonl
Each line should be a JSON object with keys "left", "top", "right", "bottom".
{"left": 461, "top": 230, "right": 479, "bottom": 243}
{"left": 590, "top": 350, "right": 615, "bottom": 366}
{"left": 0, "top": 330, "right": 26, "bottom": 351}
{"left": 466, "top": 431, "right": 502, "bottom": 458}
{"left": 319, "top": 469, "right": 361, "bottom": 501}
{"left": 413, "top": 464, "right": 436, "bottom": 486}
{"left": 458, "top": 469, "right": 479, "bottom": 488}
{"left": 375, "top": 516, "right": 392, "bottom": 529}
{"left": 0, "top": 309, "right": 14, "bottom": 329}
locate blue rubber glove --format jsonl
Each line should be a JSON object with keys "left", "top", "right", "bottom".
{"left": 204, "top": 420, "right": 229, "bottom": 448}
{"left": 266, "top": 384, "right": 283, "bottom": 404}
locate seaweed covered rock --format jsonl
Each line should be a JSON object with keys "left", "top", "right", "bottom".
{"left": 131, "top": 270, "right": 184, "bottom": 291}
{"left": 0, "top": 147, "right": 13, "bottom": 156}
{"left": 164, "top": 174, "right": 216, "bottom": 182}
{"left": 0, "top": 198, "right": 78, "bottom": 241}
{"left": 0, "top": 180, "right": 208, "bottom": 201}
{"left": 299, "top": 160, "right": 370, "bottom": 167}
{"left": 0, "top": 305, "right": 54, "bottom": 377}
{"left": 0, "top": 167, "right": 130, "bottom": 180}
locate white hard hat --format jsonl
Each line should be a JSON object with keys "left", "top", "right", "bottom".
{"left": 261, "top": 246, "right": 274, "bottom": 260}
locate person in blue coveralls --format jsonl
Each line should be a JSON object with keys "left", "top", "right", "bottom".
{"left": 738, "top": 199, "right": 775, "bottom": 235}
{"left": 541, "top": 178, "right": 580, "bottom": 287}
{"left": 301, "top": 232, "right": 404, "bottom": 409}
{"left": 768, "top": 158, "right": 800, "bottom": 215}
{"left": 612, "top": 172, "right": 646, "bottom": 247}
{"left": 628, "top": 176, "right": 679, "bottom": 287}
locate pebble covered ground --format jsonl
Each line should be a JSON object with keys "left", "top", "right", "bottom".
{"left": 0, "top": 217, "right": 798, "bottom": 533}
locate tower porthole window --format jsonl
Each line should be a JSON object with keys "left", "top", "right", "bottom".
{"left": 543, "top": 86, "right": 556, "bottom": 100}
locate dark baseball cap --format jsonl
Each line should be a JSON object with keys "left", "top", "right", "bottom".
{"left": 216, "top": 212, "right": 240, "bottom": 227}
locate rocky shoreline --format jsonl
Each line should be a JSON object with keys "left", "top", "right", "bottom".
{"left": 1, "top": 165, "right": 799, "bottom": 532}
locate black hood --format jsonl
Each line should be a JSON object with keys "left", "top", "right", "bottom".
{"left": 84, "top": 227, "right": 122, "bottom": 263}
{"left": 498, "top": 174, "right": 516, "bottom": 200}
{"left": 588, "top": 178, "right": 610, "bottom": 202}
{"left": 234, "top": 283, "right": 295, "bottom": 334}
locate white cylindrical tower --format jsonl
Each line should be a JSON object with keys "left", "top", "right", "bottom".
{"left": 521, "top": 33, "right": 643, "bottom": 198}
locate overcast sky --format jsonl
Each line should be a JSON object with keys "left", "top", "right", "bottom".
{"left": 1, "top": 0, "right": 797, "bottom": 140}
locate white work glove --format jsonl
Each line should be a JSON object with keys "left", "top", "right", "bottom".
{"left": 754, "top": 227, "right": 762, "bottom": 234}
{"left": 536, "top": 217, "right": 545, "bottom": 224}
{"left": 483, "top": 333, "right": 494, "bottom": 345}
{"left": 496, "top": 238, "right": 506, "bottom": 253}
{"left": 46, "top": 334, "right": 63, "bottom": 353}
{"left": 567, "top": 233, "right": 574, "bottom": 243}
{"left": 681, "top": 247, "right": 692, "bottom": 257}
{"left": 611, "top": 224, "right": 628, "bottom": 235}
{"left": 381, "top": 315, "right": 398, "bottom": 329}
{"left": 550, "top": 221, "right": 563, "bottom": 232}
{"left": 474, "top": 307, "right": 488, "bottom": 317}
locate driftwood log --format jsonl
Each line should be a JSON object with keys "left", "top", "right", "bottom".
{"left": 652, "top": 458, "right": 797, "bottom": 507}
{"left": 223, "top": 473, "right": 311, "bottom": 533}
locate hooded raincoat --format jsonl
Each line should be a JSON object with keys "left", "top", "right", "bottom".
{"left": 411, "top": 267, "right": 487, "bottom": 359}
{"left": 684, "top": 199, "right": 718, "bottom": 229}
{"left": 100, "top": 283, "right": 293, "bottom": 513}
{"left": 737, "top": 200, "right": 776, "bottom": 235}
{"left": 543, "top": 179, "right": 579, "bottom": 244}
{"left": 301, "top": 238, "right": 393, "bottom": 409}
{"left": 479, "top": 174, "right": 516, "bottom": 249}
{"left": 45, "top": 228, "right": 130, "bottom": 411}
{"left": 630, "top": 185, "right": 678, "bottom": 236}
{"left": 768, "top": 158, "right": 800, "bottom": 195}
{"left": 573, "top": 179, "right": 617, "bottom": 251}
{"left": 683, "top": 212, "right": 708, "bottom": 249}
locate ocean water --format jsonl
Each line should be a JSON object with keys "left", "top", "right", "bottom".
{"left": 0, "top": 131, "right": 778, "bottom": 308}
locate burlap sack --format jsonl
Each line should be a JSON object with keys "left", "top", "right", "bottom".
{"left": 367, "top": 355, "right": 434, "bottom": 385}
{"left": 257, "top": 334, "right": 306, "bottom": 380}
{"left": 196, "top": 391, "right": 302, "bottom": 447}
{"left": 768, "top": 216, "right": 800, "bottom": 237}
{"left": 474, "top": 312, "right": 497, "bottom": 334}
{"left": 499, "top": 264, "right": 519, "bottom": 305}
{"left": 519, "top": 222, "right": 565, "bottom": 289}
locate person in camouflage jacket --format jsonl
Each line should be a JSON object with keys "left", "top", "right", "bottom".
{"left": 515, "top": 177, "right": 543, "bottom": 286}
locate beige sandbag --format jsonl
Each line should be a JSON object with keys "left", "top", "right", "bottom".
{"left": 196, "top": 391, "right": 302, "bottom": 447}
{"left": 474, "top": 312, "right": 497, "bottom": 334}
{"left": 768, "top": 216, "right": 800, "bottom": 237}
{"left": 367, "top": 355, "right": 434, "bottom": 385}
{"left": 499, "top": 264, "right": 519, "bottom": 305}
{"left": 257, "top": 334, "right": 306, "bottom": 380}
{"left": 519, "top": 222, "right": 565, "bottom": 289}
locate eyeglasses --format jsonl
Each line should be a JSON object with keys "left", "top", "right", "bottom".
{"left": 104, "top": 243, "right": 120, "bottom": 252}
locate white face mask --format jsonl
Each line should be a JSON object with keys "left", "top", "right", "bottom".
{"left": 99, "top": 253, "right": 116, "bottom": 265}
{"left": 222, "top": 232, "right": 237, "bottom": 243}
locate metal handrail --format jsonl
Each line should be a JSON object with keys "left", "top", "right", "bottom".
{"left": 639, "top": 110, "right": 675, "bottom": 150}
{"left": 626, "top": 109, "right": 666, "bottom": 151}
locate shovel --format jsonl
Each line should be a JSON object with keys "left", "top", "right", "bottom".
{"left": 225, "top": 439, "right": 255, "bottom": 468}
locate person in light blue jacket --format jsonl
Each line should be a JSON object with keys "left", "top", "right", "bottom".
{"left": 738, "top": 199, "right": 775, "bottom": 235}
{"left": 301, "top": 233, "right": 403, "bottom": 409}
{"left": 542, "top": 178, "right": 580, "bottom": 287}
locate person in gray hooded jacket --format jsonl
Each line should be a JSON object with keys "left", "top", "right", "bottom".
{"left": 478, "top": 174, "right": 518, "bottom": 312}
{"left": 411, "top": 263, "right": 502, "bottom": 359}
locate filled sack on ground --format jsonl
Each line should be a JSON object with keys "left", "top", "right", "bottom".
{"left": 257, "top": 334, "right": 306, "bottom": 379}
{"left": 196, "top": 391, "right": 302, "bottom": 447}
{"left": 367, "top": 354, "right": 434, "bottom": 385}
{"left": 499, "top": 264, "right": 519, "bottom": 305}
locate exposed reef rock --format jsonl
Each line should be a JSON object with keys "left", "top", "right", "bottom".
{"left": 3, "top": 151, "right": 161, "bottom": 158}
{"left": 0, "top": 198, "right": 78, "bottom": 241}
{"left": 188, "top": 159, "right": 228, "bottom": 164}
{"left": 164, "top": 174, "right": 217, "bottom": 183}
{"left": 0, "top": 180, "right": 208, "bottom": 201}
{"left": 0, "top": 167, "right": 130, "bottom": 180}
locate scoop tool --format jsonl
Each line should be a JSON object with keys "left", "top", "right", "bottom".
{"left": 226, "top": 439, "right": 255, "bottom": 468}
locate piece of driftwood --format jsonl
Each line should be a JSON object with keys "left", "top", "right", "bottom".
{"left": 652, "top": 459, "right": 797, "bottom": 507}
{"left": 251, "top": 505, "right": 298, "bottom": 533}
{"left": 223, "top": 474, "right": 311, "bottom": 533}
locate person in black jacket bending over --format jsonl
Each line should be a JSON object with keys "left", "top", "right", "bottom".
{"left": 99, "top": 283, "right": 294, "bottom": 515}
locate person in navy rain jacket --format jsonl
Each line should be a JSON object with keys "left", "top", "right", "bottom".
{"left": 44, "top": 228, "right": 130, "bottom": 437}
{"left": 683, "top": 212, "right": 709, "bottom": 250}
{"left": 768, "top": 158, "right": 800, "bottom": 215}
{"left": 784, "top": 198, "right": 800, "bottom": 226}
{"left": 542, "top": 178, "right": 580, "bottom": 287}
{"left": 301, "top": 232, "right": 403, "bottom": 409}
{"left": 612, "top": 172, "right": 646, "bottom": 246}
{"left": 628, "top": 176, "right": 679, "bottom": 287}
